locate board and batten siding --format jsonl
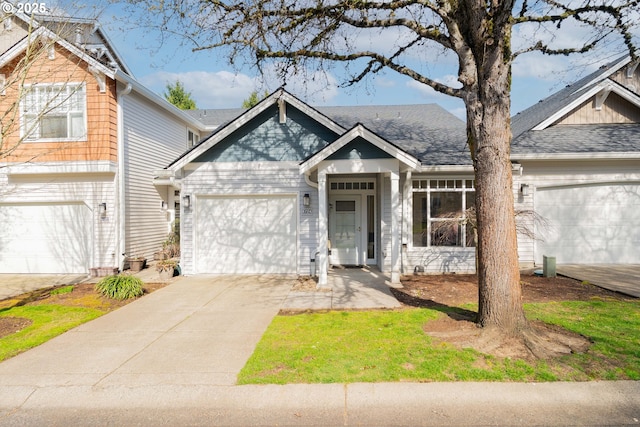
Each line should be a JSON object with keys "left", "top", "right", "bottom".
{"left": 611, "top": 64, "right": 640, "bottom": 95}
{"left": 514, "top": 159, "right": 640, "bottom": 266}
{"left": 556, "top": 92, "right": 640, "bottom": 125}
{"left": 121, "top": 92, "right": 189, "bottom": 260}
{"left": 180, "top": 162, "right": 318, "bottom": 275}
{"left": 0, "top": 167, "right": 118, "bottom": 268}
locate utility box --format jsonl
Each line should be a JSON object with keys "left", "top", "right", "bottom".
{"left": 543, "top": 255, "right": 556, "bottom": 278}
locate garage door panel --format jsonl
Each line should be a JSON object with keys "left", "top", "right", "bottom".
{"left": 196, "top": 196, "right": 297, "bottom": 274}
{"left": 535, "top": 184, "right": 640, "bottom": 264}
{"left": 0, "top": 203, "right": 92, "bottom": 274}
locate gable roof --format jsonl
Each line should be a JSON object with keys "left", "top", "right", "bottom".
{"left": 316, "top": 104, "right": 468, "bottom": 166}
{"left": 0, "top": 14, "right": 208, "bottom": 132}
{"left": 300, "top": 123, "right": 420, "bottom": 173}
{"left": 511, "top": 56, "right": 640, "bottom": 159}
{"left": 179, "top": 98, "right": 469, "bottom": 168}
{"left": 168, "top": 88, "right": 348, "bottom": 170}
{"left": 511, "top": 55, "right": 632, "bottom": 139}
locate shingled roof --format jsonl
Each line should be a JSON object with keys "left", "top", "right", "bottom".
{"left": 186, "top": 103, "right": 469, "bottom": 166}
{"left": 511, "top": 56, "right": 640, "bottom": 157}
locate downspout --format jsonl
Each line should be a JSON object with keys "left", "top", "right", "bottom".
{"left": 116, "top": 82, "right": 132, "bottom": 271}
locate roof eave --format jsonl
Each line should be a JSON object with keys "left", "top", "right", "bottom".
{"left": 511, "top": 152, "right": 640, "bottom": 161}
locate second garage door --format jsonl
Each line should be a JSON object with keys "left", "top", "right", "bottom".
{"left": 535, "top": 184, "right": 640, "bottom": 264}
{"left": 0, "top": 202, "right": 92, "bottom": 274}
{"left": 195, "top": 195, "right": 297, "bottom": 274}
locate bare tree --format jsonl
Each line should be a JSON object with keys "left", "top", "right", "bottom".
{"left": 121, "top": 0, "right": 638, "bottom": 348}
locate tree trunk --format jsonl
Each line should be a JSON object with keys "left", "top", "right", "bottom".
{"left": 461, "top": 25, "right": 527, "bottom": 333}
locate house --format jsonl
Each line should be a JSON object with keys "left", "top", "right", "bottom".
{"left": 0, "top": 13, "right": 210, "bottom": 274}
{"left": 512, "top": 56, "right": 640, "bottom": 266}
{"left": 160, "top": 57, "right": 640, "bottom": 287}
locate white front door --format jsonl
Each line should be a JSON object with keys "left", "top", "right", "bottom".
{"left": 329, "top": 195, "right": 361, "bottom": 265}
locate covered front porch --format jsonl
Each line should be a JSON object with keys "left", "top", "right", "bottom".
{"left": 300, "top": 124, "right": 420, "bottom": 287}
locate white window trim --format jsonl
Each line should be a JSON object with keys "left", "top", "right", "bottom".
{"left": 410, "top": 177, "right": 476, "bottom": 248}
{"left": 187, "top": 128, "right": 200, "bottom": 148}
{"left": 20, "top": 82, "right": 88, "bottom": 143}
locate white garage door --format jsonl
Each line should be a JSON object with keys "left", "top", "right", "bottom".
{"left": 0, "top": 203, "right": 92, "bottom": 274}
{"left": 535, "top": 184, "right": 640, "bottom": 264}
{"left": 195, "top": 195, "right": 297, "bottom": 274}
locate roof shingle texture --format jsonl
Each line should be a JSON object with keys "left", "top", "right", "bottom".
{"left": 188, "top": 104, "right": 470, "bottom": 165}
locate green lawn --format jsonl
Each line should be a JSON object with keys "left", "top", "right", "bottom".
{"left": 238, "top": 300, "right": 640, "bottom": 384}
{"left": 0, "top": 305, "right": 104, "bottom": 361}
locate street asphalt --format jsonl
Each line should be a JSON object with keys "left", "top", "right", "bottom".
{"left": 0, "top": 270, "right": 638, "bottom": 425}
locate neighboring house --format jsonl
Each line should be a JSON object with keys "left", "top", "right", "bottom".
{"left": 512, "top": 56, "right": 640, "bottom": 266}
{"left": 160, "top": 57, "right": 640, "bottom": 287}
{"left": 0, "top": 13, "right": 209, "bottom": 274}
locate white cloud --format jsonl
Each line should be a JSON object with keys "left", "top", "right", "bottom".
{"left": 139, "top": 65, "right": 341, "bottom": 108}
{"left": 140, "top": 70, "right": 257, "bottom": 109}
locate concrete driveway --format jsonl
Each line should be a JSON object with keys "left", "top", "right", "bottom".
{"left": 557, "top": 264, "right": 640, "bottom": 298}
{"left": 0, "top": 275, "right": 294, "bottom": 387}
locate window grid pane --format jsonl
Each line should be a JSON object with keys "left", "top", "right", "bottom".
{"left": 412, "top": 179, "right": 476, "bottom": 248}
{"left": 22, "top": 84, "right": 86, "bottom": 140}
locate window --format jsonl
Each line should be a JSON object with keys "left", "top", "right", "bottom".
{"left": 412, "top": 179, "right": 475, "bottom": 247}
{"left": 22, "top": 83, "right": 86, "bottom": 141}
{"left": 188, "top": 130, "right": 199, "bottom": 148}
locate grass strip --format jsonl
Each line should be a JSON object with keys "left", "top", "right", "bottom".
{"left": 238, "top": 300, "right": 640, "bottom": 384}
{"left": 0, "top": 305, "right": 104, "bottom": 362}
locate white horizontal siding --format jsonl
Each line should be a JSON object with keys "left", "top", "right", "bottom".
{"left": 181, "top": 164, "right": 317, "bottom": 275}
{"left": 122, "top": 92, "right": 190, "bottom": 260}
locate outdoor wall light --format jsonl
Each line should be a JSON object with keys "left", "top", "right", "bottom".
{"left": 303, "top": 193, "right": 310, "bottom": 207}
{"left": 520, "top": 184, "right": 530, "bottom": 197}
{"left": 161, "top": 201, "right": 168, "bottom": 211}
{"left": 183, "top": 195, "right": 191, "bottom": 209}
{"left": 98, "top": 202, "right": 107, "bottom": 218}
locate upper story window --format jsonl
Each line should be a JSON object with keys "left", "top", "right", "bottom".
{"left": 187, "top": 129, "right": 199, "bottom": 148}
{"left": 412, "top": 179, "right": 476, "bottom": 248}
{"left": 22, "top": 83, "right": 86, "bottom": 141}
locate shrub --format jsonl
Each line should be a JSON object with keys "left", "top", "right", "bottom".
{"left": 95, "top": 275, "right": 144, "bottom": 300}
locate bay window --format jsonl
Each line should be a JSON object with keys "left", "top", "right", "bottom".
{"left": 412, "top": 179, "right": 476, "bottom": 247}
{"left": 22, "top": 83, "right": 86, "bottom": 141}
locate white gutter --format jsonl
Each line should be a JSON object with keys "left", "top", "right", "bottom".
{"left": 116, "top": 82, "right": 132, "bottom": 271}
{"left": 511, "top": 152, "right": 640, "bottom": 161}
{"left": 417, "top": 165, "right": 475, "bottom": 173}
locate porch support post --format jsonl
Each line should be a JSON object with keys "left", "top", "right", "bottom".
{"left": 318, "top": 170, "right": 329, "bottom": 287}
{"left": 390, "top": 171, "right": 401, "bottom": 284}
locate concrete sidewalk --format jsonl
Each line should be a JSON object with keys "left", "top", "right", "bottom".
{"left": 1, "top": 381, "right": 639, "bottom": 426}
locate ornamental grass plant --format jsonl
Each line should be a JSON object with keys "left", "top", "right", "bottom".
{"left": 95, "top": 275, "right": 144, "bottom": 300}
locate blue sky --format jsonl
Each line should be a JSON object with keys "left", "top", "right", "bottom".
{"left": 65, "top": 1, "right": 633, "bottom": 119}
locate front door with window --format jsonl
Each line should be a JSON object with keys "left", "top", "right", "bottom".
{"left": 329, "top": 195, "right": 361, "bottom": 265}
